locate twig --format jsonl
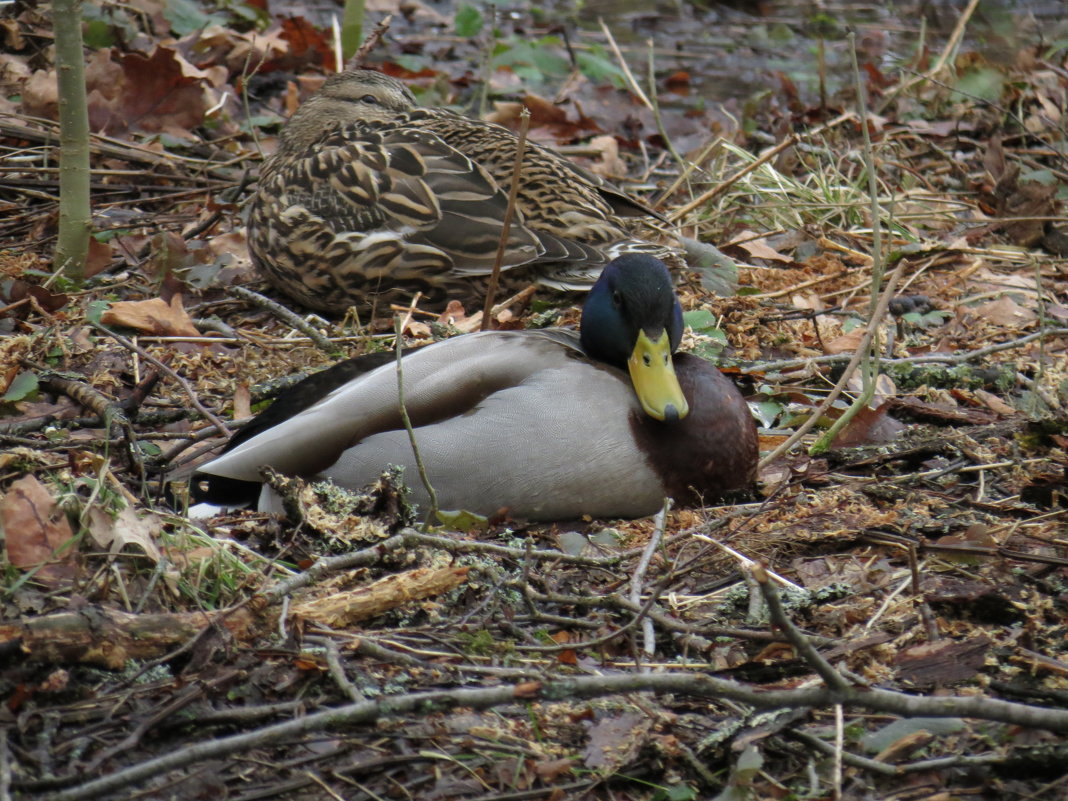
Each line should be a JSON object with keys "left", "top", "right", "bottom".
{"left": 229, "top": 285, "right": 339, "bottom": 355}
{"left": 181, "top": 168, "right": 254, "bottom": 241}
{"left": 645, "top": 41, "right": 685, "bottom": 174}
{"left": 690, "top": 532, "right": 805, "bottom": 593}
{"left": 810, "top": 31, "right": 887, "bottom": 452}
{"left": 48, "top": 670, "right": 1068, "bottom": 801}
{"left": 481, "top": 108, "right": 530, "bottom": 330}
{"left": 89, "top": 322, "right": 231, "bottom": 438}
{"left": 598, "top": 19, "right": 653, "bottom": 110}
{"left": 348, "top": 13, "right": 393, "bottom": 69}
{"left": 513, "top": 591, "right": 663, "bottom": 654}
{"left": 752, "top": 563, "right": 850, "bottom": 692}
{"left": 307, "top": 635, "right": 363, "bottom": 702}
{"left": 668, "top": 134, "right": 798, "bottom": 223}
{"left": 756, "top": 253, "right": 909, "bottom": 470}
{"left": 393, "top": 317, "right": 439, "bottom": 528}
{"left": 668, "top": 111, "right": 854, "bottom": 223}
{"left": 743, "top": 326, "right": 1068, "bottom": 374}
{"left": 877, "top": 0, "right": 980, "bottom": 113}
{"left": 24, "top": 360, "right": 146, "bottom": 485}
{"left": 631, "top": 498, "right": 670, "bottom": 663}
{"left": 403, "top": 530, "right": 619, "bottom": 567}
{"left": 786, "top": 730, "right": 896, "bottom": 776}
{"left": 261, "top": 534, "right": 407, "bottom": 603}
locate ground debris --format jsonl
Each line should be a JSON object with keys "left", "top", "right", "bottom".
{"left": 3, "top": 1, "right": 1068, "bottom": 799}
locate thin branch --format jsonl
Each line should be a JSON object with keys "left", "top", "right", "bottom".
{"left": 393, "top": 317, "right": 439, "bottom": 527}
{"left": 753, "top": 563, "right": 850, "bottom": 692}
{"left": 229, "top": 285, "right": 339, "bottom": 355}
{"left": 348, "top": 13, "right": 392, "bottom": 69}
{"left": 757, "top": 253, "right": 910, "bottom": 470}
{"left": 481, "top": 107, "right": 530, "bottom": 330}
{"left": 48, "top": 671, "right": 1068, "bottom": 801}
{"left": 89, "top": 322, "right": 231, "bottom": 438}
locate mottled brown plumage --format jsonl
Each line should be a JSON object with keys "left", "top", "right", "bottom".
{"left": 249, "top": 70, "right": 682, "bottom": 313}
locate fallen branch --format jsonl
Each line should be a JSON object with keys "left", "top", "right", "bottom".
{"left": 47, "top": 667, "right": 1068, "bottom": 801}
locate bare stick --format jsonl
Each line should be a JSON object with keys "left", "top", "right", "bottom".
{"left": 668, "top": 111, "right": 854, "bottom": 223}
{"left": 90, "top": 322, "right": 231, "bottom": 438}
{"left": 48, "top": 672, "right": 1068, "bottom": 801}
{"left": 631, "top": 498, "right": 670, "bottom": 663}
{"left": 481, "top": 108, "right": 530, "bottom": 330}
{"left": 756, "top": 253, "right": 909, "bottom": 471}
{"left": 229, "top": 285, "right": 339, "bottom": 355}
{"left": 809, "top": 30, "right": 886, "bottom": 452}
{"left": 877, "top": 0, "right": 980, "bottom": 112}
{"left": 394, "top": 317, "right": 439, "bottom": 527}
{"left": 347, "top": 13, "right": 392, "bottom": 69}
{"left": 753, "top": 563, "right": 849, "bottom": 692}
{"left": 598, "top": 19, "right": 653, "bottom": 110}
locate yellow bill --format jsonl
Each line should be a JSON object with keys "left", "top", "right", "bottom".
{"left": 627, "top": 329, "right": 689, "bottom": 422}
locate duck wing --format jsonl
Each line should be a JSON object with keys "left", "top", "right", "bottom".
{"left": 250, "top": 123, "right": 559, "bottom": 307}
{"left": 196, "top": 330, "right": 583, "bottom": 484}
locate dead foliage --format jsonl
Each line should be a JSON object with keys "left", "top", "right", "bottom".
{"left": 1, "top": 1, "right": 1068, "bottom": 800}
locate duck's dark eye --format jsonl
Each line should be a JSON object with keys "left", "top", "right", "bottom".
{"left": 612, "top": 291, "right": 623, "bottom": 308}
{"left": 360, "top": 94, "right": 378, "bottom": 104}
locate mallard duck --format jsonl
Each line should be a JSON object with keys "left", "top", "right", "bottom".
{"left": 249, "top": 69, "right": 683, "bottom": 314}
{"left": 195, "top": 255, "right": 756, "bottom": 521}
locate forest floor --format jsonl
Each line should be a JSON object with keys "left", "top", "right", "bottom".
{"left": 2, "top": 0, "right": 1068, "bottom": 799}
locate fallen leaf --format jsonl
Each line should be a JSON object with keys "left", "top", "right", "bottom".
{"left": 824, "top": 327, "right": 865, "bottom": 354}
{"left": 101, "top": 294, "right": 200, "bottom": 337}
{"left": 86, "top": 505, "right": 162, "bottom": 561}
{"left": 86, "top": 45, "right": 221, "bottom": 136}
{"left": 583, "top": 712, "right": 650, "bottom": 772}
{"left": 233, "top": 383, "right": 251, "bottom": 420}
{"left": 973, "top": 389, "right": 1016, "bottom": 416}
{"left": 587, "top": 134, "right": 627, "bottom": 177}
{"left": 1, "top": 475, "right": 77, "bottom": 581}
{"left": 831, "top": 405, "right": 906, "bottom": 448}
{"left": 971, "top": 295, "right": 1037, "bottom": 328}
{"left": 85, "top": 237, "right": 114, "bottom": 278}
{"left": 730, "top": 236, "right": 793, "bottom": 263}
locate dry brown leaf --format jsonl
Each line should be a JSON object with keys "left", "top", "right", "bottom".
{"left": 971, "top": 295, "right": 1037, "bottom": 328}
{"left": 85, "top": 45, "right": 220, "bottom": 136}
{"left": 972, "top": 388, "right": 1017, "bottom": 416}
{"left": 233, "top": 383, "right": 252, "bottom": 420}
{"left": 732, "top": 237, "right": 793, "bottom": 263}
{"left": 86, "top": 505, "right": 162, "bottom": 561}
{"left": 20, "top": 68, "right": 57, "bottom": 118}
{"left": 824, "top": 327, "right": 865, "bottom": 354}
{"left": 85, "top": 237, "right": 114, "bottom": 279}
{"left": 587, "top": 134, "right": 627, "bottom": 177}
{"left": 1, "top": 475, "right": 76, "bottom": 578}
{"left": 101, "top": 294, "right": 200, "bottom": 337}
{"left": 831, "top": 405, "right": 906, "bottom": 448}
{"left": 583, "top": 712, "right": 650, "bottom": 772}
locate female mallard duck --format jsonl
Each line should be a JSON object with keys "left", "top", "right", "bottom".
{"left": 195, "top": 255, "right": 756, "bottom": 520}
{"left": 250, "top": 69, "right": 683, "bottom": 314}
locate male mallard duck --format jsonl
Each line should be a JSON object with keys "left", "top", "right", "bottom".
{"left": 194, "top": 255, "right": 756, "bottom": 520}
{"left": 249, "top": 70, "right": 683, "bottom": 314}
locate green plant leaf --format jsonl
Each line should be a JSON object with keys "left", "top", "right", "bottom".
{"left": 683, "top": 309, "right": 717, "bottom": 333}
{"left": 86, "top": 300, "right": 110, "bottom": 325}
{"left": 576, "top": 49, "right": 625, "bottom": 85}
{"left": 83, "top": 19, "right": 115, "bottom": 48}
{"left": 2, "top": 371, "right": 38, "bottom": 403}
{"left": 455, "top": 4, "right": 484, "bottom": 37}
{"left": 163, "top": 0, "right": 227, "bottom": 37}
